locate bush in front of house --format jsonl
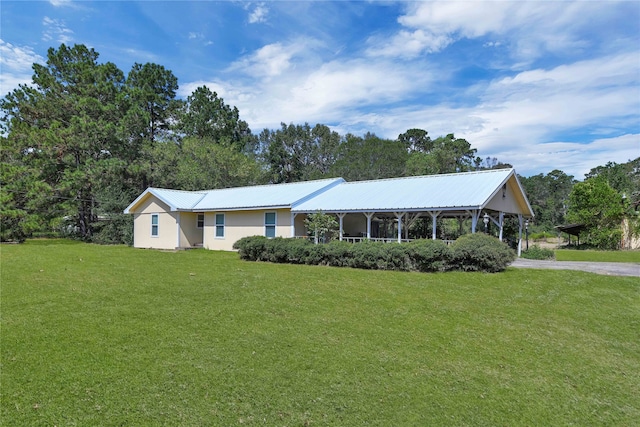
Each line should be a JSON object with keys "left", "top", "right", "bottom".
{"left": 404, "top": 239, "right": 452, "bottom": 272}
{"left": 450, "top": 233, "right": 516, "bottom": 273}
{"left": 234, "top": 235, "right": 515, "bottom": 273}
{"left": 521, "top": 245, "right": 555, "bottom": 260}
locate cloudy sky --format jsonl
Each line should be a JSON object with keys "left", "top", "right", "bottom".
{"left": 1, "top": 1, "right": 639, "bottom": 178}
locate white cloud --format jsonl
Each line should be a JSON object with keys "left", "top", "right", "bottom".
{"left": 228, "top": 41, "right": 311, "bottom": 78}
{"left": 0, "top": 40, "right": 44, "bottom": 95}
{"left": 248, "top": 3, "right": 268, "bottom": 24}
{"left": 49, "top": 0, "right": 73, "bottom": 7}
{"left": 369, "top": 1, "right": 615, "bottom": 63}
{"left": 42, "top": 16, "right": 74, "bottom": 44}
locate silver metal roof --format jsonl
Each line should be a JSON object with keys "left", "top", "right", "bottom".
{"left": 191, "top": 177, "right": 344, "bottom": 211}
{"left": 292, "top": 169, "right": 516, "bottom": 213}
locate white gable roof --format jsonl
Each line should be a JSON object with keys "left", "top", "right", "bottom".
{"left": 124, "top": 188, "right": 207, "bottom": 213}
{"left": 125, "top": 170, "right": 533, "bottom": 216}
{"left": 291, "top": 169, "right": 521, "bottom": 213}
{"left": 124, "top": 178, "right": 344, "bottom": 213}
{"left": 192, "top": 178, "right": 345, "bottom": 211}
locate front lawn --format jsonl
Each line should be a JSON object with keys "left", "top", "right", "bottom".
{"left": 1, "top": 241, "right": 639, "bottom": 425}
{"left": 556, "top": 249, "right": 640, "bottom": 263}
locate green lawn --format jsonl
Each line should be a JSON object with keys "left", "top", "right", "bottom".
{"left": 556, "top": 249, "right": 640, "bottom": 263}
{"left": 2, "top": 240, "right": 639, "bottom": 426}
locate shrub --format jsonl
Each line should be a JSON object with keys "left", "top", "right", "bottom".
{"left": 451, "top": 233, "right": 516, "bottom": 273}
{"left": 405, "top": 239, "right": 452, "bottom": 272}
{"left": 522, "top": 245, "right": 555, "bottom": 260}
{"left": 233, "top": 236, "right": 268, "bottom": 261}
{"left": 236, "top": 234, "right": 516, "bottom": 273}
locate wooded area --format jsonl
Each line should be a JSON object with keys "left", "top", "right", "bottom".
{"left": 2, "top": 44, "right": 638, "bottom": 248}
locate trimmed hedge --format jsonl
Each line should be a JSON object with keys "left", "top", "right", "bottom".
{"left": 521, "top": 245, "right": 555, "bottom": 260}
{"left": 234, "top": 234, "right": 516, "bottom": 273}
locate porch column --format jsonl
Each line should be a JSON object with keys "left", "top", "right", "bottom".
{"left": 364, "top": 212, "right": 375, "bottom": 239}
{"left": 176, "top": 212, "right": 181, "bottom": 248}
{"left": 337, "top": 213, "right": 346, "bottom": 241}
{"left": 498, "top": 212, "right": 504, "bottom": 241}
{"left": 429, "top": 211, "right": 441, "bottom": 240}
{"left": 469, "top": 209, "right": 480, "bottom": 233}
{"left": 395, "top": 212, "right": 404, "bottom": 243}
{"left": 290, "top": 212, "right": 297, "bottom": 238}
{"left": 517, "top": 214, "right": 523, "bottom": 257}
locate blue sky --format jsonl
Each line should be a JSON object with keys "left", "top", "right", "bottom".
{"left": 1, "top": 1, "right": 639, "bottom": 178}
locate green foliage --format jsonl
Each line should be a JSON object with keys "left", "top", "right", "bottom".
{"left": 450, "top": 233, "right": 516, "bottom": 272}
{"left": 330, "top": 132, "right": 408, "bottom": 181}
{"left": 404, "top": 239, "right": 452, "bottom": 272}
{"left": 521, "top": 245, "right": 556, "bottom": 260}
{"left": 519, "top": 169, "right": 576, "bottom": 230}
{"left": 567, "top": 176, "right": 625, "bottom": 250}
{"left": 233, "top": 235, "right": 269, "bottom": 261}
{"left": 304, "top": 211, "right": 339, "bottom": 243}
{"left": 234, "top": 235, "right": 514, "bottom": 273}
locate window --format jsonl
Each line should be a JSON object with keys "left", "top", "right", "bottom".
{"left": 215, "top": 213, "right": 225, "bottom": 238}
{"left": 265, "top": 212, "right": 276, "bottom": 238}
{"left": 151, "top": 214, "right": 159, "bottom": 237}
{"left": 197, "top": 213, "right": 204, "bottom": 228}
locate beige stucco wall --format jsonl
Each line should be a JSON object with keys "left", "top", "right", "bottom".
{"left": 204, "top": 208, "right": 295, "bottom": 251}
{"left": 178, "top": 212, "right": 203, "bottom": 248}
{"left": 132, "top": 196, "right": 178, "bottom": 249}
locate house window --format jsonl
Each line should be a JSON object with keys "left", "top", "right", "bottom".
{"left": 197, "top": 213, "right": 204, "bottom": 228}
{"left": 151, "top": 214, "right": 159, "bottom": 237}
{"left": 215, "top": 213, "right": 225, "bottom": 238}
{"left": 265, "top": 212, "right": 276, "bottom": 238}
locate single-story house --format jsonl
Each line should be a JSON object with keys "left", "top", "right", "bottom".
{"left": 124, "top": 168, "right": 534, "bottom": 254}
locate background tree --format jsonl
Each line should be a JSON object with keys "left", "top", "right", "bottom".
{"left": 566, "top": 175, "right": 625, "bottom": 249}
{"left": 331, "top": 133, "right": 408, "bottom": 181}
{"left": 1, "top": 44, "right": 127, "bottom": 240}
{"left": 520, "top": 170, "right": 575, "bottom": 230}
{"left": 176, "top": 86, "right": 254, "bottom": 151}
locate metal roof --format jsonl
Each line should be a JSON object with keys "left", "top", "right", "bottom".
{"left": 292, "top": 169, "right": 516, "bottom": 213}
{"left": 192, "top": 177, "right": 344, "bottom": 211}
{"left": 124, "top": 188, "right": 207, "bottom": 213}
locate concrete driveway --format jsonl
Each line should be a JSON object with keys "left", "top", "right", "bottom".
{"left": 511, "top": 258, "right": 640, "bottom": 277}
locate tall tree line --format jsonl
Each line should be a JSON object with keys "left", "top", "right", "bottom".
{"left": 2, "top": 44, "right": 638, "bottom": 247}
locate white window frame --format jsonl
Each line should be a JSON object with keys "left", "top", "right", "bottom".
{"left": 265, "top": 212, "right": 276, "bottom": 238}
{"left": 215, "top": 213, "right": 225, "bottom": 238}
{"left": 197, "top": 213, "right": 204, "bottom": 229}
{"left": 151, "top": 213, "right": 159, "bottom": 237}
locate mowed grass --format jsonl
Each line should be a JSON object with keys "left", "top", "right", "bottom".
{"left": 2, "top": 241, "right": 639, "bottom": 426}
{"left": 556, "top": 249, "right": 640, "bottom": 263}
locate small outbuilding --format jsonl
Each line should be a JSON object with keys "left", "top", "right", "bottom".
{"left": 124, "top": 168, "right": 534, "bottom": 254}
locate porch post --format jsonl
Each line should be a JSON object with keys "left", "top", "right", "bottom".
{"left": 364, "top": 212, "right": 374, "bottom": 239}
{"left": 429, "top": 211, "right": 441, "bottom": 240}
{"left": 517, "top": 214, "right": 523, "bottom": 257}
{"left": 337, "top": 213, "right": 346, "bottom": 241}
{"left": 176, "top": 212, "right": 181, "bottom": 248}
{"left": 290, "top": 212, "right": 297, "bottom": 238}
{"left": 470, "top": 209, "right": 479, "bottom": 233}
{"left": 395, "top": 212, "right": 404, "bottom": 243}
{"left": 499, "top": 211, "right": 504, "bottom": 241}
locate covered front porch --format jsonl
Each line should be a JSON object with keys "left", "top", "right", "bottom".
{"left": 290, "top": 208, "right": 528, "bottom": 255}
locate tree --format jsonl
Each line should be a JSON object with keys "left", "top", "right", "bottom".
{"left": 304, "top": 211, "right": 338, "bottom": 243}
{"left": 403, "top": 132, "right": 478, "bottom": 176}
{"left": 567, "top": 176, "right": 625, "bottom": 249}
{"left": 520, "top": 170, "right": 575, "bottom": 230}
{"left": 176, "top": 86, "right": 254, "bottom": 151}
{"left": 331, "top": 133, "right": 408, "bottom": 181}
{"left": 398, "top": 128, "right": 432, "bottom": 153}
{"left": 150, "top": 136, "right": 264, "bottom": 191}
{"left": 1, "top": 44, "right": 127, "bottom": 240}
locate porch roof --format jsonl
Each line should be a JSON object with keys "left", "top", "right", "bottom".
{"left": 292, "top": 169, "right": 529, "bottom": 215}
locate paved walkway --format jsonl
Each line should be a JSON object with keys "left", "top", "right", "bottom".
{"left": 511, "top": 258, "right": 640, "bottom": 277}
